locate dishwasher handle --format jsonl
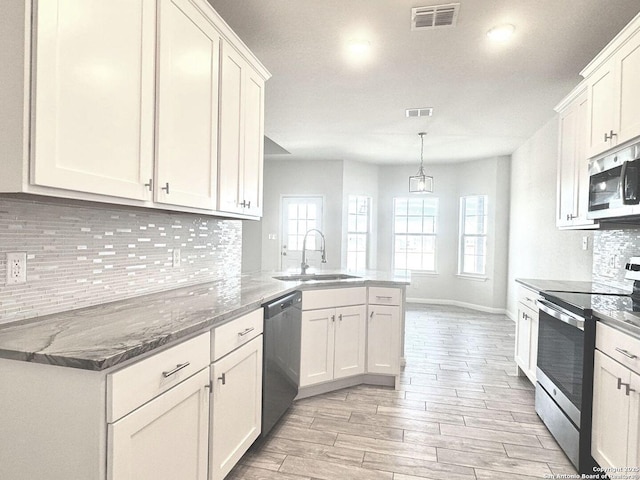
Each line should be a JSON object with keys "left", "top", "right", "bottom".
{"left": 263, "top": 291, "right": 302, "bottom": 318}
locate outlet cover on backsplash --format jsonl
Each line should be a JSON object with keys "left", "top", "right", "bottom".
{"left": 0, "top": 197, "right": 242, "bottom": 325}
{"left": 592, "top": 229, "right": 639, "bottom": 291}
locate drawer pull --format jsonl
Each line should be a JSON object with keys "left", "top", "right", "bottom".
{"left": 238, "top": 327, "right": 255, "bottom": 337}
{"left": 218, "top": 373, "right": 226, "bottom": 385}
{"left": 331, "top": 315, "right": 335, "bottom": 323}
{"left": 338, "top": 313, "right": 343, "bottom": 322}
{"left": 162, "top": 361, "right": 190, "bottom": 378}
{"left": 376, "top": 295, "right": 393, "bottom": 300}
{"left": 370, "top": 311, "right": 374, "bottom": 318}
{"left": 615, "top": 347, "right": 638, "bottom": 359}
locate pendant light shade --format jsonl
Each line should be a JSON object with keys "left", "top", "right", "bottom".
{"left": 409, "top": 132, "right": 433, "bottom": 193}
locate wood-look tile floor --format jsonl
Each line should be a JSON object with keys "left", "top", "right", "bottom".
{"left": 228, "top": 304, "right": 579, "bottom": 480}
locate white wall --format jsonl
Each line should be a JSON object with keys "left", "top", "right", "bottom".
{"left": 253, "top": 159, "right": 344, "bottom": 272}
{"left": 506, "top": 117, "right": 593, "bottom": 318}
{"left": 377, "top": 157, "right": 510, "bottom": 312}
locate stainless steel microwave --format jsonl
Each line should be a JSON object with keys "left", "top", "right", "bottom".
{"left": 588, "top": 141, "right": 640, "bottom": 220}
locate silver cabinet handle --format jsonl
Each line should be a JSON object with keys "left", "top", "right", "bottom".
{"left": 618, "top": 378, "right": 635, "bottom": 396}
{"left": 162, "top": 361, "right": 190, "bottom": 378}
{"left": 331, "top": 315, "right": 335, "bottom": 322}
{"left": 238, "top": 327, "right": 255, "bottom": 337}
{"left": 218, "top": 373, "right": 226, "bottom": 385}
{"left": 370, "top": 311, "right": 374, "bottom": 318}
{"left": 615, "top": 347, "right": 638, "bottom": 359}
{"left": 376, "top": 295, "right": 393, "bottom": 299}
{"left": 604, "top": 130, "right": 618, "bottom": 142}
{"left": 338, "top": 313, "right": 343, "bottom": 322}
{"left": 246, "top": 200, "right": 251, "bottom": 208}
{"left": 144, "top": 179, "right": 153, "bottom": 191}
{"left": 161, "top": 182, "right": 170, "bottom": 194}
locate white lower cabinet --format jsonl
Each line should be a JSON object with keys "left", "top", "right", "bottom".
{"left": 108, "top": 368, "right": 210, "bottom": 480}
{"left": 209, "top": 335, "right": 263, "bottom": 480}
{"left": 514, "top": 286, "right": 539, "bottom": 383}
{"left": 592, "top": 323, "right": 640, "bottom": 470}
{"left": 300, "top": 305, "right": 366, "bottom": 386}
{"left": 367, "top": 305, "right": 401, "bottom": 374}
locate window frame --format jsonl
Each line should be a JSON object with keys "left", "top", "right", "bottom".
{"left": 392, "top": 196, "right": 438, "bottom": 274}
{"left": 458, "top": 194, "right": 488, "bottom": 277}
{"left": 346, "top": 195, "right": 371, "bottom": 272}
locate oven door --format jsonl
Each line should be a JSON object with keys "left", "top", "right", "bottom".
{"left": 536, "top": 299, "right": 584, "bottom": 427}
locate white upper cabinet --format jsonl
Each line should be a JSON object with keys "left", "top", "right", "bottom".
{"left": 555, "top": 88, "right": 597, "bottom": 229}
{"left": 583, "top": 14, "right": 640, "bottom": 157}
{"left": 155, "top": 0, "right": 219, "bottom": 209}
{"left": 218, "top": 41, "right": 265, "bottom": 217}
{"left": 1, "top": 0, "right": 270, "bottom": 218}
{"left": 31, "top": 0, "right": 156, "bottom": 200}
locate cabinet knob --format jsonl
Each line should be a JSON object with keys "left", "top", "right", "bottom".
{"left": 161, "top": 182, "right": 170, "bottom": 194}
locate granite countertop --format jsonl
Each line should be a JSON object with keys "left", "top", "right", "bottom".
{"left": 0, "top": 270, "right": 409, "bottom": 371}
{"left": 516, "top": 278, "right": 631, "bottom": 295}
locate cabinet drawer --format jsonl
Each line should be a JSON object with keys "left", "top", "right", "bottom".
{"left": 518, "top": 286, "right": 539, "bottom": 311}
{"left": 597, "top": 322, "right": 640, "bottom": 374}
{"left": 107, "top": 331, "right": 210, "bottom": 422}
{"left": 302, "top": 287, "right": 366, "bottom": 310}
{"left": 212, "top": 308, "right": 263, "bottom": 361}
{"left": 368, "top": 287, "right": 401, "bottom": 306}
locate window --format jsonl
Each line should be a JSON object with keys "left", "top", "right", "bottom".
{"left": 459, "top": 195, "right": 488, "bottom": 275}
{"left": 346, "top": 195, "right": 370, "bottom": 272}
{"left": 393, "top": 197, "right": 438, "bottom": 274}
{"left": 280, "top": 196, "right": 323, "bottom": 271}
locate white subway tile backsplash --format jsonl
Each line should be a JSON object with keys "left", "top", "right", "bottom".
{"left": 0, "top": 197, "right": 241, "bottom": 325}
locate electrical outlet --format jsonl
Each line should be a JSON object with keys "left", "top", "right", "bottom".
{"left": 582, "top": 236, "right": 589, "bottom": 251}
{"left": 172, "top": 248, "right": 181, "bottom": 267}
{"left": 6, "top": 252, "right": 27, "bottom": 284}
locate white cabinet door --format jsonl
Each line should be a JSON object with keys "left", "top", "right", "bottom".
{"left": 333, "top": 305, "right": 366, "bottom": 379}
{"left": 108, "top": 368, "right": 209, "bottom": 480}
{"left": 155, "top": 0, "right": 219, "bottom": 209}
{"left": 241, "top": 68, "right": 265, "bottom": 217}
{"left": 300, "top": 308, "right": 335, "bottom": 387}
{"left": 218, "top": 41, "right": 265, "bottom": 217}
{"left": 367, "top": 305, "right": 400, "bottom": 375}
{"left": 218, "top": 43, "right": 244, "bottom": 215}
{"left": 587, "top": 63, "right": 617, "bottom": 157}
{"left": 210, "top": 335, "right": 263, "bottom": 480}
{"left": 592, "top": 350, "right": 631, "bottom": 469}
{"left": 616, "top": 34, "right": 640, "bottom": 146}
{"left": 515, "top": 306, "right": 532, "bottom": 375}
{"left": 32, "top": 0, "right": 155, "bottom": 200}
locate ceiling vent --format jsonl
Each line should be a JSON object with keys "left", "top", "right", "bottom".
{"left": 406, "top": 107, "right": 434, "bottom": 118}
{"left": 411, "top": 3, "right": 460, "bottom": 30}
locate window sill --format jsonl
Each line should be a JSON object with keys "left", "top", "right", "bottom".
{"left": 456, "top": 274, "right": 488, "bottom": 282}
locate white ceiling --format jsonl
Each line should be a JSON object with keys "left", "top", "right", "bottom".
{"left": 208, "top": 0, "right": 640, "bottom": 165}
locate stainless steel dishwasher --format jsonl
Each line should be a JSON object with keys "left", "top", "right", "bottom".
{"left": 260, "top": 291, "right": 302, "bottom": 437}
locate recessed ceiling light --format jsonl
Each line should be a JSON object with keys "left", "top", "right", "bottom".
{"left": 347, "top": 39, "right": 371, "bottom": 55}
{"left": 487, "top": 24, "right": 515, "bottom": 42}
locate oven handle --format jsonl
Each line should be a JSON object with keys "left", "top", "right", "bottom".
{"left": 538, "top": 299, "right": 585, "bottom": 331}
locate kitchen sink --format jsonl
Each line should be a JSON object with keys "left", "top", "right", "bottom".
{"left": 273, "top": 273, "right": 361, "bottom": 282}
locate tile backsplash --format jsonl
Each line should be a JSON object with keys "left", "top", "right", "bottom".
{"left": 0, "top": 197, "right": 241, "bottom": 325}
{"left": 592, "top": 227, "right": 640, "bottom": 291}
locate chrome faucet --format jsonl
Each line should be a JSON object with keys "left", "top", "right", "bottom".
{"left": 301, "top": 229, "right": 327, "bottom": 274}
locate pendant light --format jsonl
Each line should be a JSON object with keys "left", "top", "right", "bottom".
{"left": 409, "top": 132, "right": 433, "bottom": 193}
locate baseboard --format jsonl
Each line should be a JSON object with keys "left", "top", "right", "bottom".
{"left": 295, "top": 374, "right": 397, "bottom": 400}
{"left": 406, "top": 297, "right": 507, "bottom": 315}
